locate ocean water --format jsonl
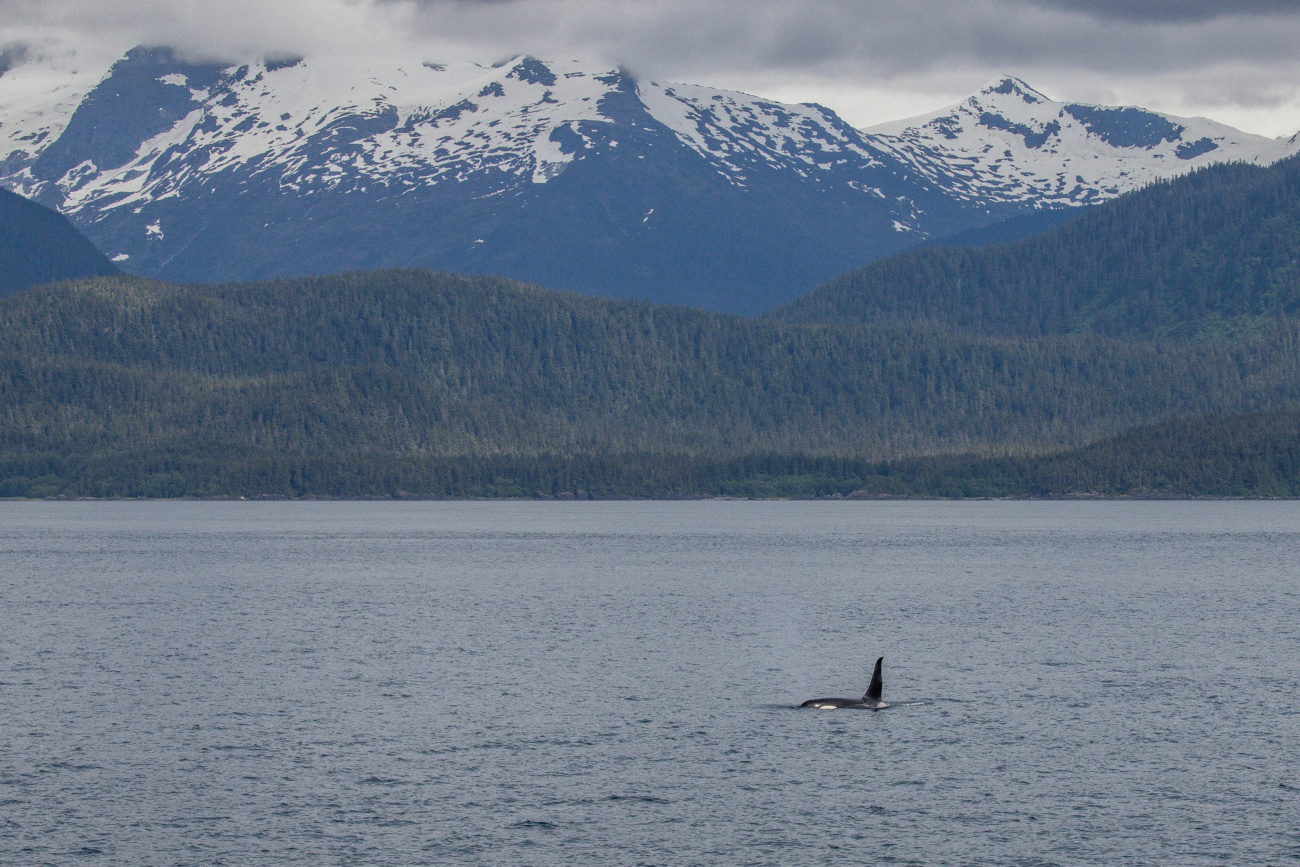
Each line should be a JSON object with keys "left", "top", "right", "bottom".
{"left": 1, "top": 500, "right": 1297, "bottom": 866}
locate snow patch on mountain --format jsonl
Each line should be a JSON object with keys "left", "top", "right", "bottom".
{"left": 0, "top": 59, "right": 98, "bottom": 173}
{"left": 638, "top": 81, "right": 886, "bottom": 180}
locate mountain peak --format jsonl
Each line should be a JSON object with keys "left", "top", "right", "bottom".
{"left": 979, "top": 76, "right": 1050, "bottom": 104}
{"left": 861, "top": 74, "right": 1289, "bottom": 211}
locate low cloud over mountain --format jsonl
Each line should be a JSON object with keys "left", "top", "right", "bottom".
{"left": 3, "top": 0, "right": 1300, "bottom": 133}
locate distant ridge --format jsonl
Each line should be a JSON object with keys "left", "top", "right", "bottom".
{"left": 0, "top": 188, "right": 118, "bottom": 297}
{"left": 913, "top": 206, "right": 1091, "bottom": 251}
{"left": 773, "top": 155, "right": 1300, "bottom": 340}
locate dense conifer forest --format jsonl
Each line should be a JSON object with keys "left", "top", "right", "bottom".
{"left": 3, "top": 408, "right": 1296, "bottom": 500}
{"left": 2, "top": 268, "right": 1299, "bottom": 498}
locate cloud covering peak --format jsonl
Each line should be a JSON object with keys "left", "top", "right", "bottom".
{"left": 2, "top": 0, "right": 1300, "bottom": 135}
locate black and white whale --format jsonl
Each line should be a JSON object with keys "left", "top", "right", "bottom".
{"left": 801, "top": 657, "right": 889, "bottom": 710}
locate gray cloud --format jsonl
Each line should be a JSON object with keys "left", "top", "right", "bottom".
{"left": 2, "top": 0, "right": 1299, "bottom": 134}
{"left": 0, "top": 42, "right": 31, "bottom": 77}
{"left": 1024, "top": 0, "right": 1300, "bottom": 23}
{"left": 374, "top": 0, "right": 1300, "bottom": 76}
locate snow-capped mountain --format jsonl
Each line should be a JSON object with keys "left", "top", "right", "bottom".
{"left": 1, "top": 49, "right": 1297, "bottom": 312}
{"left": 3, "top": 52, "right": 898, "bottom": 212}
{"left": 864, "top": 76, "right": 1298, "bottom": 208}
{"left": 2, "top": 47, "right": 967, "bottom": 311}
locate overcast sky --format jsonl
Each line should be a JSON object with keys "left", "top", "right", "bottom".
{"left": 4, "top": 0, "right": 1300, "bottom": 136}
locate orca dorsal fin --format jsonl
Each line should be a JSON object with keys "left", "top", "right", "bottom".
{"left": 863, "top": 657, "right": 883, "bottom": 701}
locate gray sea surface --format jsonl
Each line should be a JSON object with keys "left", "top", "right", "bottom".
{"left": 1, "top": 500, "right": 1298, "bottom": 865}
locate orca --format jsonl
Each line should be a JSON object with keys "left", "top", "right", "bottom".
{"left": 801, "top": 657, "right": 889, "bottom": 710}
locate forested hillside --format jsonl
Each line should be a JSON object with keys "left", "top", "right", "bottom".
{"left": 4, "top": 407, "right": 1296, "bottom": 500}
{"left": 0, "top": 189, "right": 118, "bottom": 297}
{"left": 3, "top": 269, "right": 1300, "bottom": 497}
{"left": 774, "top": 157, "right": 1300, "bottom": 340}
{"left": 841, "top": 411, "right": 1300, "bottom": 499}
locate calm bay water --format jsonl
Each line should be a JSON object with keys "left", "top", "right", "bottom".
{"left": 1, "top": 500, "right": 1298, "bottom": 865}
